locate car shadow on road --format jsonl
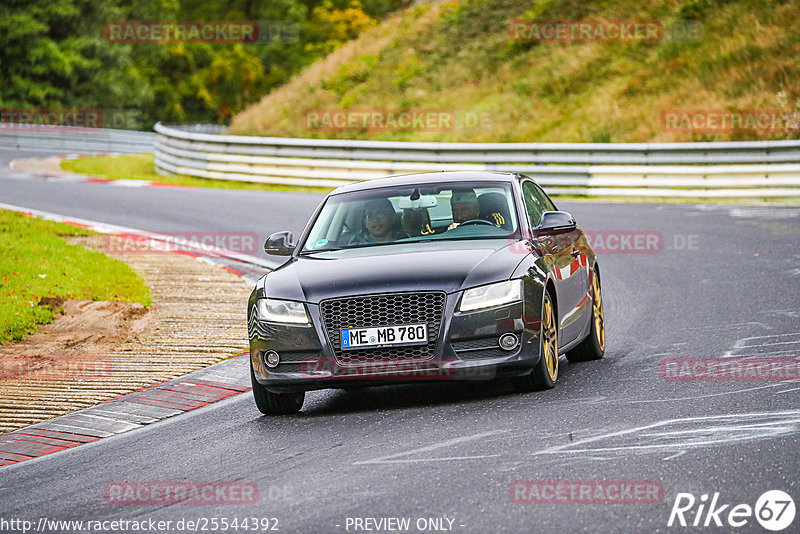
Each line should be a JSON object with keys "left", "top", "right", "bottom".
{"left": 303, "top": 380, "right": 513, "bottom": 416}
{"left": 289, "top": 359, "right": 581, "bottom": 417}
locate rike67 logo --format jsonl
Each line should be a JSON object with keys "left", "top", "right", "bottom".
{"left": 668, "top": 490, "right": 796, "bottom": 531}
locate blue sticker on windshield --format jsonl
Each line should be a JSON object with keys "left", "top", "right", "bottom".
{"left": 313, "top": 239, "right": 328, "bottom": 248}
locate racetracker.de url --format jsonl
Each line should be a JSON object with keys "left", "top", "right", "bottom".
{"left": 0, "top": 516, "right": 280, "bottom": 533}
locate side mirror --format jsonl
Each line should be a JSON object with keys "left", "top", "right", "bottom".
{"left": 264, "top": 231, "right": 296, "bottom": 256}
{"left": 536, "top": 211, "right": 577, "bottom": 234}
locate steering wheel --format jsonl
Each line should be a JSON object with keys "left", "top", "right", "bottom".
{"left": 457, "top": 219, "right": 496, "bottom": 227}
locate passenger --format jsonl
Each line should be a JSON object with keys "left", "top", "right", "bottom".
{"left": 357, "top": 198, "right": 407, "bottom": 243}
{"left": 447, "top": 188, "right": 481, "bottom": 231}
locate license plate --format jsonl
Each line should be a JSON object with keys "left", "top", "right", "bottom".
{"left": 340, "top": 324, "right": 428, "bottom": 350}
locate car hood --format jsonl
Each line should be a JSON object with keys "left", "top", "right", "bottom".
{"left": 264, "top": 240, "right": 527, "bottom": 303}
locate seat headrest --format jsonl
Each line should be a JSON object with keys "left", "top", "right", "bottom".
{"left": 478, "top": 192, "right": 512, "bottom": 229}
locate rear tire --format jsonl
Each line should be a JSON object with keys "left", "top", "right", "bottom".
{"left": 566, "top": 269, "right": 605, "bottom": 363}
{"left": 250, "top": 363, "right": 304, "bottom": 415}
{"left": 512, "top": 290, "right": 558, "bottom": 392}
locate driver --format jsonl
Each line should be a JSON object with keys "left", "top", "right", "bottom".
{"left": 447, "top": 188, "right": 481, "bottom": 231}
{"left": 353, "top": 198, "right": 408, "bottom": 243}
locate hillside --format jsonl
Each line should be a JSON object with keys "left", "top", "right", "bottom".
{"left": 229, "top": 0, "right": 800, "bottom": 143}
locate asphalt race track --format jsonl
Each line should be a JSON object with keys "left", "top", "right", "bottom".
{"left": 2, "top": 147, "right": 799, "bottom": 533}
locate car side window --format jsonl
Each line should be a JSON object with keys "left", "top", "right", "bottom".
{"left": 522, "top": 181, "right": 550, "bottom": 227}
{"left": 538, "top": 183, "right": 557, "bottom": 212}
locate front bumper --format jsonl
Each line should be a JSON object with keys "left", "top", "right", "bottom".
{"left": 248, "top": 295, "right": 541, "bottom": 393}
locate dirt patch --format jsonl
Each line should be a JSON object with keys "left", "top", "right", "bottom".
{"left": 10, "top": 155, "right": 79, "bottom": 176}
{"left": 0, "top": 234, "right": 253, "bottom": 434}
{"left": 37, "top": 296, "right": 65, "bottom": 311}
{"left": 0, "top": 300, "right": 151, "bottom": 381}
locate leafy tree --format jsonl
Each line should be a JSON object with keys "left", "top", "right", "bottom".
{"left": 0, "top": 0, "right": 409, "bottom": 128}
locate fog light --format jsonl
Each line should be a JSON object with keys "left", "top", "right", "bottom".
{"left": 499, "top": 333, "right": 519, "bottom": 351}
{"left": 264, "top": 350, "right": 280, "bottom": 368}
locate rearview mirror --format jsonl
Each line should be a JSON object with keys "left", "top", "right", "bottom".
{"left": 397, "top": 196, "right": 438, "bottom": 209}
{"left": 536, "top": 211, "right": 577, "bottom": 233}
{"left": 264, "top": 231, "right": 296, "bottom": 256}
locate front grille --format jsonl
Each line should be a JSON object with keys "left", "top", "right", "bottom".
{"left": 457, "top": 348, "right": 509, "bottom": 360}
{"left": 277, "top": 350, "right": 319, "bottom": 363}
{"left": 452, "top": 336, "right": 508, "bottom": 361}
{"left": 271, "top": 363, "right": 304, "bottom": 373}
{"left": 263, "top": 350, "right": 319, "bottom": 374}
{"left": 320, "top": 292, "right": 445, "bottom": 366}
{"left": 451, "top": 337, "right": 501, "bottom": 352}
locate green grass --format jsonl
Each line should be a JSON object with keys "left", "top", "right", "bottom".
{"left": 0, "top": 210, "right": 152, "bottom": 343}
{"left": 230, "top": 0, "right": 800, "bottom": 144}
{"left": 60, "top": 154, "right": 335, "bottom": 194}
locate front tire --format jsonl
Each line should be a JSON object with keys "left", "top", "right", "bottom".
{"left": 250, "top": 363, "right": 304, "bottom": 415}
{"left": 512, "top": 290, "right": 558, "bottom": 392}
{"left": 566, "top": 269, "right": 605, "bottom": 363}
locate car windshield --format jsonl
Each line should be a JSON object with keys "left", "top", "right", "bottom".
{"left": 301, "top": 181, "right": 519, "bottom": 252}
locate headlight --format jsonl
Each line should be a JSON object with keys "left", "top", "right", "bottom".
{"left": 459, "top": 280, "right": 523, "bottom": 312}
{"left": 256, "top": 298, "right": 309, "bottom": 324}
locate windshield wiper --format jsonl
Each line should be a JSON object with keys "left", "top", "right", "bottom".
{"left": 298, "top": 247, "right": 344, "bottom": 255}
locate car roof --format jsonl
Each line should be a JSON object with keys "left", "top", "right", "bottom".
{"left": 330, "top": 171, "right": 520, "bottom": 195}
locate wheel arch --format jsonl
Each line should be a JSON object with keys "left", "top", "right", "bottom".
{"left": 544, "top": 275, "right": 558, "bottom": 323}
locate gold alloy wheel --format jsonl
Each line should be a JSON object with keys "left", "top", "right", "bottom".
{"left": 542, "top": 296, "right": 558, "bottom": 382}
{"left": 592, "top": 273, "right": 605, "bottom": 351}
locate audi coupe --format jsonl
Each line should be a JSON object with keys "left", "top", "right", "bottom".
{"left": 247, "top": 171, "right": 605, "bottom": 414}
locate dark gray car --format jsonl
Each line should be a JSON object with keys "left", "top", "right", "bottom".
{"left": 247, "top": 171, "right": 605, "bottom": 414}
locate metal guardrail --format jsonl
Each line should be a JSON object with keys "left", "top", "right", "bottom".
{"left": 154, "top": 123, "right": 800, "bottom": 197}
{"left": 7, "top": 123, "right": 795, "bottom": 197}
{"left": 0, "top": 126, "right": 154, "bottom": 154}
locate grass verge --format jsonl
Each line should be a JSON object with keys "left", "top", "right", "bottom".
{"left": 60, "top": 154, "right": 335, "bottom": 194}
{"left": 0, "top": 210, "right": 151, "bottom": 343}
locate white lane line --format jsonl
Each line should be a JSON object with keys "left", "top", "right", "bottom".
{"left": 662, "top": 450, "right": 686, "bottom": 461}
{"left": 679, "top": 321, "right": 772, "bottom": 332}
{"left": 640, "top": 421, "right": 794, "bottom": 437}
{"left": 616, "top": 383, "right": 784, "bottom": 404}
{"left": 723, "top": 333, "right": 800, "bottom": 357}
{"left": 777, "top": 387, "right": 800, "bottom": 394}
{"left": 107, "top": 179, "right": 152, "bottom": 187}
{"left": 736, "top": 339, "right": 800, "bottom": 348}
{"left": 354, "top": 429, "right": 510, "bottom": 465}
{"left": 357, "top": 455, "right": 503, "bottom": 464}
{"left": 531, "top": 409, "right": 800, "bottom": 457}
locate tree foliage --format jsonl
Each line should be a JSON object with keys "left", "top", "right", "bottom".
{"left": 0, "top": 0, "right": 409, "bottom": 128}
